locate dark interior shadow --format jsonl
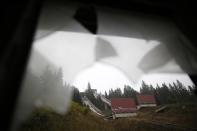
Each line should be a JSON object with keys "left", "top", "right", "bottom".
{"left": 74, "top": 5, "right": 98, "bottom": 34}
{"left": 35, "top": 1, "right": 197, "bottom": 76}
{"left": 163, "top": 36, "right": 197, "bottom": 74}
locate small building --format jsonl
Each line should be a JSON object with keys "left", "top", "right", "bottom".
{"left": 111, "top": 98, "right": 137, "bottom": 119}
{"left": 136, "top": 94, "right": 156, "bottom": 109}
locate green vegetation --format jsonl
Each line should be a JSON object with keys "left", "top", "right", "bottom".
{"left": 23, "top": 65, "right": 197, "bottom": 114}
{"left": 20, "top": 66, "right": 197, "bottom": 131}
{"left": 20, "top": 107, "right": 67, "bottom": 131}
{"left": 19, "top": 102, "right": 114, "bottom": 131}
{"left": 85, "top": 83, "right": 105, "bottom": 110}
{"left": 20, "top": 102, "right": 197, "bottom": 131}
{"left": 136, "top": 103, "right": 197, "bottom": 128}
{"left": 72, "top": 87, "right": 82, "bottom": 104}
{"left": 105, "top": 80, "right": 197, "bottom": 105}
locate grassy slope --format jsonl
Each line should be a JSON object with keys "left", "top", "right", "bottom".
{"left": 135, "top": 103, "right": 197, "bottom": 128}
{"left": 20, "top": 102, "right": 115, "bottom": 131}
{"left": 108, "top": 103, "right": 197, "bottom": 131}
{"left": 20, "top": 103, "right": 197, "bottom": 131}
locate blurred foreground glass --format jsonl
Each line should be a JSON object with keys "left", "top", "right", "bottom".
{"left": 11, "top": 1, "right": 197, "bottom": 131}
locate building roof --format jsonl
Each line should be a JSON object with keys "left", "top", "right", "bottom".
{"left": 137, "top": 94, "right": 156, "bottom": 104}
{"left": 111, "top": 98, "right": 137, "bottom": 114}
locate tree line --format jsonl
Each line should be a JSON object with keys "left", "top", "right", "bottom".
{"left": 23, "top": 66, "right": 197, "bottom": 110}
{"left": 73, "top": 80, "right": 197, "bottom": 112}
{"left": 104, "top": 80, "right": 197, "bottom": 105}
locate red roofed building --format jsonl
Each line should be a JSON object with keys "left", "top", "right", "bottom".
{"left": 111, "top": 98, "right": 137, "bottom": 119}
{"left": 136, "top": 94, "right": 157, "bottom": 109}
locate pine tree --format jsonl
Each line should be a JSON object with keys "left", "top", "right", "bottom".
{"left": 105, "top": 91, "right": 108, "bottom": 98}
{"left": 72, "top": 86, "right": 82, "bottom": 104}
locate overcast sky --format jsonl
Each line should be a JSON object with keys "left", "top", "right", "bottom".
{"left": 27, "top": 3, "right": 196, "bottom": 93}
{"left": 72, "top": 62, "right": 193, "bottom": 93}
{"left": 32, "top": 31, "right": 194, "bottom": 93}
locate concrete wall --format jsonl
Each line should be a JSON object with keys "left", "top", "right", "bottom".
{"left": 113, "top": 112, "right": 137, "bottom": 119}
{"left": 137, "top": 104, "right": 156, "bottom": 109}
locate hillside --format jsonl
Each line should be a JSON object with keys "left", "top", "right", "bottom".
{"left": 19, "top": 102, "right": 115, "bottom": 131}
{"left": 135, "top": 103, "right": 197, "bottom": 128}
{"left": 110, "top": 103, "right": 197, "bottom": 131}
{"left": 19, "top": 102, "right": 197, "bottom": 131}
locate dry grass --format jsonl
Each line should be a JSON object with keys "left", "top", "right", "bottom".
{"left": 134, "top": 103, "right": 197, "bottom": 128}
{"left": 20, "top": 103, "right": 197, "bottom": 131}
{"left": 20, "top": 102, "right": 115, "bottom": 131}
